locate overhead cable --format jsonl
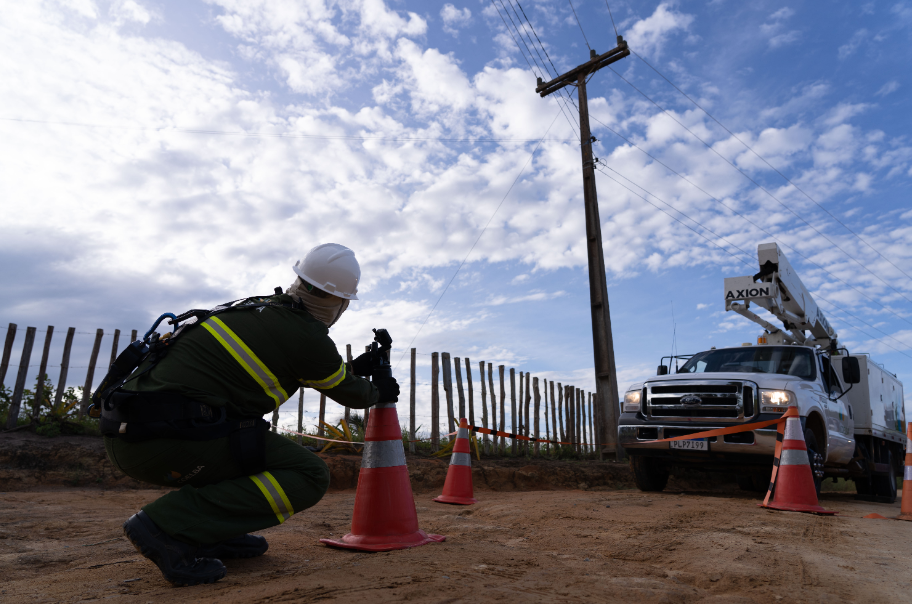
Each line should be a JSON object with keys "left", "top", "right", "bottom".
{"left": 567, "top": 0, "right": 592, "bottom": 51}
{"left": 630, "top": 49, "right": 912, "bottom": 284}
{"left": 606, "top": 65, "right": 912, "bottom": 305}
{"left": 593, "top": 166, "right": 912, "bottom": 359}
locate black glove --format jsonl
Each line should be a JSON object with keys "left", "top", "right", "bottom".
{"left": 375, "top": 376, "right": 400, "bottom": 403}
{"left": 349, "top": 351, "right": 374, "bottom": 377}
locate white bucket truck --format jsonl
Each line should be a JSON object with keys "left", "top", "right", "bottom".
{"left": 618, "top": 243, "right": 906, "bottom": 502}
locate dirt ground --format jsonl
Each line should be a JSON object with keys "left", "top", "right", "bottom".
{"left": 2, "top": 485, "right": 911, "bottom": 603}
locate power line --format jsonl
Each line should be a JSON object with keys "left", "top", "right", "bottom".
{"left": 0, "top": 117, "right": 574, "bottom": 144}
{"left": 567, "top": 0, "right": 592, "bottom": 51}
{"left": 604, "top": 1, "right": 619, "bottom": 37}
{"left": 605, "top": 65, "right": 912, "bottom": 306}
{"left": 592, "top": 166, "right": 912, "bottom": 359}
{"left": 581, "top": 109, "right": 912, "bottom": 333}
{"left": 629, "top": 49, "right": 912, "bottom": 285}
{"left": 394, "top": 109, "right": 565, "bottom": 369}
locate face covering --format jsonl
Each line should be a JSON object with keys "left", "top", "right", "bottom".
{"left": 286, "top": 277, "right": 349, "bottom": 327}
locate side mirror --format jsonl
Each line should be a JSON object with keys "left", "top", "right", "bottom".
{"left": 656, "top": 365, "right": 668, "bottom": 376}
{"left": 842, "top": 357, "right": 861, "bottom": 384}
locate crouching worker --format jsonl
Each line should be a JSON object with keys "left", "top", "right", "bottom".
{"left": 95, "top": 244, "right": 399, "bottom": 586}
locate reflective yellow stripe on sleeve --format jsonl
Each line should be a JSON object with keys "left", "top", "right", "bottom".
{"left": 202, "top": 316, "right": 289, "bottom": 408}
{"left": 300, "top": 362, "right": 346, "bottom": 390}
{"left": 250, "top": 471, "right": 294, "bottom": 523}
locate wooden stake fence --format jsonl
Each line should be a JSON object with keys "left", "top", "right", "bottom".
{"left": 1, "top": 322, "right": 604, "bottom": 459}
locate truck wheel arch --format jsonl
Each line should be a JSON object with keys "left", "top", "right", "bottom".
{"left": 804, "top": 411, "right": 827, "bottom": 458}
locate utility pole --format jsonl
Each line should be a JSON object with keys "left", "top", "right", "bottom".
{"left": 535, "top": 36, "right": 629, "bottom": 460}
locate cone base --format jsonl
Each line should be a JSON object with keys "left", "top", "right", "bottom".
{"left": 320, "top": 530, "right": 446, "bottom": 552}
{"left": 433, "top": 494, "right": 477, "bottom": 505}
{"left": 895, "top": 513, "right": 912, "bottom": 522}
{"left": 759, "top": 502, "right": 837, "bottom": 515}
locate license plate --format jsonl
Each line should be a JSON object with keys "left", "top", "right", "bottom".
{"left": 670, "top": 439, "right": 708, "bottom": 451}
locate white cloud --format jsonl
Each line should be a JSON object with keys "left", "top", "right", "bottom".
{"left": 877, "top": 80, "right": 900, "bottom": 97}
{"left": 697, "top": 303, "right": 709, "bottom": 310}
{"left": 440, "top": 3, "right": 471, "bottom": 37}
{"left": 109, "top": 0, "right": 155, "bottom": 25}
{"left": 626, "top": 3, "right": 695, "bottom": 58}
{"left": 760, "top": 7, "right": 800, "bottom": 49}
{"left": 838, "top": 29, "right": 868, "bottom": 59}
{"left": 480, "top": 291, "right": 567, "bottom": 306}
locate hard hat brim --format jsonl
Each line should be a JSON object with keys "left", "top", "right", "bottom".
{"left": 293, "top": 265, "right": 359, "bottom": 300}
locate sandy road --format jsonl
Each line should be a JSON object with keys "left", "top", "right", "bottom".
{"left": 2, "top": 487, "right": 910, "bottom": 603}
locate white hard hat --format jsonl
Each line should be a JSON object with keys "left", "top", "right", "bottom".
{"left": 293, "top": 243, "right": 361, "bottom": 300}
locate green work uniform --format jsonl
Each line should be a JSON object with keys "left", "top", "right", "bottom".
{"left": 104, "top": 294, "right": 377, "bottom": 545}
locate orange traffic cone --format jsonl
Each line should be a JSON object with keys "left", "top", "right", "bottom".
{"left": 760, "top": 407, "right": 836, "bottom": 515}
{"left": 320, "top": 402, "right": 446, "bottom": 551}
{"left": 434, "top": 418, "right": 478, "bottom": 505}
{"left": 896, "top": 423, "right": 912, "bottom": 521}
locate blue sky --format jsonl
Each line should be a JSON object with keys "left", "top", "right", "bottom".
{"left": 1, "top": 0, "right": 910, "bottom": 433}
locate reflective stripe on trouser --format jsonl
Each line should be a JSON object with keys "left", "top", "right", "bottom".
{"left": 202, "top": 316, "right": 288, "bottom": 407}
{"left": 114, "top": 431, "right": 329, "bottom": 544}
{"left": 250, "top": 471, "right": 295, "bottom": 523}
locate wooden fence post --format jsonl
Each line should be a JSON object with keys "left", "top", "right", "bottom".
{"left": 6, "top": 326, "right": 36, "bottom": 429}
{"left": 318, "top": 393, "right": 326, "bottom": 436}
{"left": 441, "top": 353, "right": 454, "bottom": 434}
{"left": 524, "top": 372, "right": 531, "bottom": 455}
{"left": 510, "top": 368, "right": 517, "bottom": 454}
{"left": 431, "top": 352, "right": 440, "bottom": 449}
{"left": 130, "top": 330, "right": 137, "bottom": 343}
{"left": 543, "top": 379, "right": 549, "bottom": 446}
{"left": 272, "top": 406, "right": 279, "bottom": 432}
{"left": 518, "top": 371, "right": 524, "bottom": 449}
{"left": 576, "top": 388, "right": 583, "bottom": 454}
{"left": 465, "top": 357, "right": 475, "bottom": 429}
{"left": 479, "top": 360, "right": 488, "bottom": 453}
{"left": 78, "top": 329, "right": 104, "bottom": 419}
{"left": 594, "top": 390, "right": 604, "bottom": 461}
{"left": 488, "top": 363, "right": 496, "bottom": 454}
{"left": 557, "top": 383, "right": 564, "bottom": 442}
{"left": 550, "top": 380, "right": 557, "bottom": 452}
{"left": 109, "top": 329, "right": 121, "bottom": 367}
{"left": 297, "top": 388, "right": 304, "bottom": 445}
{"left": 581, "top": 390, "right": 588, "bottom": 453}
{"left": 566, "top": 385, "right": 574, "bottom": 452}
{"left": 533, "top": 377, "right": 541, "bottom": 455}
{"left": 345, "top": 344, "right": 352, "bottom": 425}
{"left": 498, "top": 365, "right": 506, "bottom": 454}
{"left": 454, "top": 356, "right": 466, "bottom": 420}
{"left": 54, "top": 327, "right": 75, "bottom": 413}
{"left": 1, "top": 323, "right": 17, "bottom": 387}
{"left": 32, "top": 326, "right": 54, "bottom": 421}
{"left": 409, "top": 348, "right": 416, "bottom": 454}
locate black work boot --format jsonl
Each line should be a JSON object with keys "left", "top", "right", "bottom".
{"left": 123, "top": 511, "right": 226, "bottom": 587}
{"left": 198, "top": 534, "right": 268, "bottom": 559}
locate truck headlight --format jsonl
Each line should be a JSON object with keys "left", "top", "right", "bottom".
{"left": 623, "top": 390, "right": 641, "bottom": 413}
{"left": 760, "top": 389, "right": 794, "bottom": 413}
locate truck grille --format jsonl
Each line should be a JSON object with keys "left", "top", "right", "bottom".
{"left": 645, "top": 381, "right": 756, "bottom": 422}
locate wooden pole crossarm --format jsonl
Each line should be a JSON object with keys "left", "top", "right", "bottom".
{"left": 535, "top": 36, "right": 629, "bottom": 98}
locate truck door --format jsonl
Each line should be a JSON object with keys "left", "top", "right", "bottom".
{"left": 820, "top": 355, "right": 854, "bottom": 464}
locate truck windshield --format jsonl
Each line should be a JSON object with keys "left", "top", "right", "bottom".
{"left": 677, "top": 347, "right": 816, "bottom": 380}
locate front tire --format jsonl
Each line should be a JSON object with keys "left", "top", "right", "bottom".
{"left": 872, "top": 448, "right": 897, "bottom": 503}
{"left": 804, "top": 428, "right": 824, "bottom": 496}
{"left": 630, "top": 456, "right": 669, "bottom": 492}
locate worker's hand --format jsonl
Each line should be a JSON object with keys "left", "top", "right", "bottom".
{"left": 349, "top": 351, "right": 374, "bottom": 377}
{"left": 375, "top": 376, "right": 400, "bottom": 403}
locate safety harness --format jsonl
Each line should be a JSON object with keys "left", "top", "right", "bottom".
{"left": 90, "top": 289, "right": 305, "bottom": 475}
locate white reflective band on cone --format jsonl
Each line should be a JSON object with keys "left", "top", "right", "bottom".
{"left": 783, "top": 417, "right": 803, "bottom": 441}
{"left": 907, "top": 437, "right": 912, "bottom": 450}
{"left": 905, "top": 465, "right": 912, "bottom": 481}
{"left": 374, "top": 402, "right": 397, "bottom": 409}
{"left": 449, "top": 452, "right": 472, "bottom": 467}
{"left": 780, "top": 449, "right": 810, "bottom": 466}
{"left": 457, "top": 427, "right": 470, "bottom": 439}
{"left": 362, "top": 440, "right": 407, "bottom": 468}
